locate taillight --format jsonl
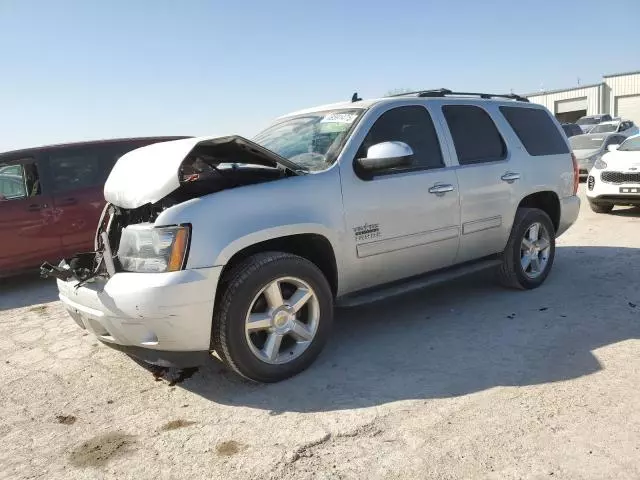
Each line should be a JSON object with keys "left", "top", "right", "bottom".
{"left": 571, "top": 152, "right": 579, "bottom": 195}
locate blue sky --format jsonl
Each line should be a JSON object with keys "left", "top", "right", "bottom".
{"left": 1, "top": 0, "right": 638, "bottom": 151}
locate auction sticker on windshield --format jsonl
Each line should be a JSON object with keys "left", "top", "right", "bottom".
{"left": 321, "top": 113, "right": 358, "bottom": 124}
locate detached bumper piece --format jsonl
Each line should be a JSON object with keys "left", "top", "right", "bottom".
{"left": 40, "top": 261, "right": 74, "bottom": 281}
{"left": 40, "top": 252, "right": 103, "bottom": 284}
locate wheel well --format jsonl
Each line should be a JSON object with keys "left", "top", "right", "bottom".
{"left": 218, "top": 234, "right": 338, "bottom": 297}
{"left": 518, "top": 191, "right": 560, "bottom": 231}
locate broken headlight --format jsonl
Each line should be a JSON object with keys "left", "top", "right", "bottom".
{"left": 117, "top": 224, "right": 190, "bottom": 273}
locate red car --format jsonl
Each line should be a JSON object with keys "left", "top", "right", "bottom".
{"left": 0, "top": 137, "right": 188, "bottom": 277}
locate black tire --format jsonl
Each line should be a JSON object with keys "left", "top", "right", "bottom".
{"left": 497, "top": 208, "right": 556, "bottom": 290}
{"left": 212, "top": 252, "right": 333, "bottom": 383}
{"left": 589, "top": 201, "right": 614, "bottom": 214}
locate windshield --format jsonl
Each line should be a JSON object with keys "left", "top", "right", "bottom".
{"left": 570, "top": 135, "right": 605, "bottom": 150}
{"left": 576, "top": 117, "right": 600, "bottom": 126}
{"left": 619, "top": 136, "right": 640, "bottom": 152}
{"left": 253, "top": 109, "right": 363, "bottom": 171}
{"left": 589, "top": 123, "right": 617, "bottom": 133}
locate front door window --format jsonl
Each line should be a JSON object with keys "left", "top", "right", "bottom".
{"left": 0, "top": 161, "right": 40, "bottom": 202}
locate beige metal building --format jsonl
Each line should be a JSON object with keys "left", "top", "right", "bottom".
{"left": 526, "top": 70, "right": 640, "bottom": 124}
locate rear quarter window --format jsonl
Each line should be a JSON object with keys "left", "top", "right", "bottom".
{"left": 500, "top": 106, "right": 570, "bottom": 156}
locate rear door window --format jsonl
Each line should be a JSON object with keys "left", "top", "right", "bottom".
{"left": 49, "top": 148, "right": 103, "bottom": 193}
{"left": 442, "top": 105, "right": 506, "bottom": 165}
{"left": 49, "top": 139, "right": 178, "bottom": 193}
{"left": 500, "top": 106, "right": 570, "bottom": 156}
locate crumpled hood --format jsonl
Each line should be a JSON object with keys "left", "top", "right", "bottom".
{"left": 104, "top": 135, "right": 300, "bottom": 209}
{"left": 602, "top": 150, "right": 640, "bottom": 171}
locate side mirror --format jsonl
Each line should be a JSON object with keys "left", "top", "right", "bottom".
{"left": 356, "top": 141, "right": 414, "bottom": 172}
{"left": 607, "top": 144, "right": 619, "bottom": 152}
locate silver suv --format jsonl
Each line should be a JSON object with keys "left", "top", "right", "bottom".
{"left": 46, "top": 89, "right": 581, "bottom": 383}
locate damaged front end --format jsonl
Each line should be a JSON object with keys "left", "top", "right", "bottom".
{"left": 41, "top": 203, "right": 124, "bottom": 284}
{"left": 41, "top": 199, "right": 189, "bottom": 284}
{"left": 41, "top": 135, "right": 298, "bottom": 284}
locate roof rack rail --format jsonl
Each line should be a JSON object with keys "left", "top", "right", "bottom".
{"left": 388, "top": 88, "right": 529, "bottom": 103}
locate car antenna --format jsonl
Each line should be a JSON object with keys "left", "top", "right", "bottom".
{"left": 351, "top": 92, "right": 362, "bottom": 103}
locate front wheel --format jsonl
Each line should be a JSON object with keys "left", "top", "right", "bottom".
{"left": 497, "top": 208, "right": 556, "bottom": 290}
{"left": 588, "top": 201, "right": 614, "bottom": 214}
{"left": 212, "top": 252, "right": 333, "bottom": 383}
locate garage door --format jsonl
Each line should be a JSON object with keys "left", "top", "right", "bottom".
{"left": 615, "top": 95, "right": 640, "bottom": 124}
{"left": 555, "top": 97, "right": 587, "bottom": 114}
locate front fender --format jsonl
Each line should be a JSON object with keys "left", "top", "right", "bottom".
{"left": 154, "top": 168, "right": 346, "bottom": 270}
{"left": 213, "top": 223, "right": 339, "bottom": 266}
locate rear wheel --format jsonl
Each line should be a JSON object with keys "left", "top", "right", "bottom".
{"left": 212, "top": 252, "right": 333, "bottom": 383}
{"left": 498, "top": 208, "right": 555, "bottom": 290}
{"left": 588, "top": 201, "right": 614, "bottom": 214}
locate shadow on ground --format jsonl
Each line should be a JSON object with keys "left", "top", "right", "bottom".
{"left": 0, "top": 273, "right": 58, "bottom": 311}
{"left": 610, "top": 206, "right": 640, "bottom": 217}
{"left": 173, "top": 246, "right": 640, "bottom": 412}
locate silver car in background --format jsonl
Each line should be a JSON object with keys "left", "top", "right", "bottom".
{"left": 587, "top": 119, "right": 639, "bottom": 137}
{"left": 576, "top": 114, "right": 613, "bottom": 133}
{"left": 570, "top": 132, "right": 628, "bottom": 178}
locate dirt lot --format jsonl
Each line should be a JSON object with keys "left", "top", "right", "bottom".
{"left": 1, "top": 186, "right": 639, "bottom": 480}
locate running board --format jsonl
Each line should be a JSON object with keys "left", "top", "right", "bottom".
{"left": 336, "top": 257, "right": 502, "bottom": 307}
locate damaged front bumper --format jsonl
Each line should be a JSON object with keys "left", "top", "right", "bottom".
{"left": 55, "top": 266, "right": 223, "bottom": 368}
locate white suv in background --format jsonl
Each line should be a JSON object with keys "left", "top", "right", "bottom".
{"left": 46, "top": 89, "right": 580, "bottom": 383}
{"left": 587, "top": 134, "right": 640, "bottom": 213}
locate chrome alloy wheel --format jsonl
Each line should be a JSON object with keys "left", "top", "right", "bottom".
{"left": 244, "top": 277, "right": 320, "bottom": 365}
{"left": 520, "top": 222, "right": 551, "bottom": 279}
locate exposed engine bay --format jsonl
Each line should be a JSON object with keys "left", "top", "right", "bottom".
{"left": 41, "top": 136, "right": 296, "bottom": 283}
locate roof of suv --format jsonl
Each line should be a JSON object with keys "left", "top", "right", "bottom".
{"left": 279, "top": 90, "right": 533, "bottom": 119}
{"left": 0, "top": 136, "right": 190, "bottom": 159}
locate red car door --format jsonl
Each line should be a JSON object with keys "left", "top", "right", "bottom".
{"left": 48, "top": 138, "right": 186, "bottom": 258}
{"left": 47, "top": 140, "right": 157, "bottom": 256}
{"left": 0, "top": 156, "right": 60, "bottom": 274}
{"left": 48, "top": 145, "right": 109, "bottom": 257}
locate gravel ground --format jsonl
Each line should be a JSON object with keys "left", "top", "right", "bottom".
{"left": 1, "top": 186, "right": 639, "bottom": 480}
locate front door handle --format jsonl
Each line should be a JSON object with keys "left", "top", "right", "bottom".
{"left": 27, "top": 203, "right": 48, "bottom": 212}
{"left": 428, "top": 184, "right": 455, "bottom": 195}
{"left": 501, "top": 172, "right": 521, "bottom": 183}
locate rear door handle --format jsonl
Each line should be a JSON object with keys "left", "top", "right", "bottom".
{"left": 501, "top": 172, "right": 521, "bottom": 183}
{"left": 57, "top": 197, "right": 78, "bottom": 206}
{"left": 428, "top": 184, "right": 455, "bottom": 195}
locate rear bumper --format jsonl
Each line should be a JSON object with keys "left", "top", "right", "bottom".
{"left": 57, "top": 266, "right": 223, "bottom": 367}
{"left": 557, "top": 195, "right": 580, "bottom": 237}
